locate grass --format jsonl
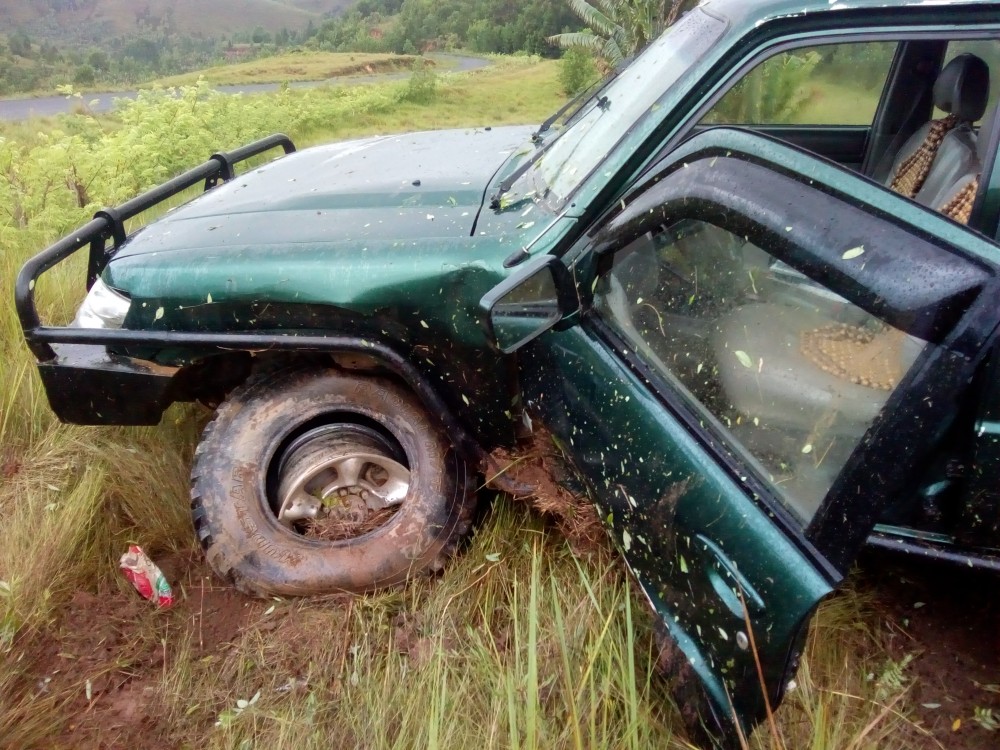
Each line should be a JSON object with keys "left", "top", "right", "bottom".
{"left": 791, "top": 79, "right": 883, "bottom": 125}
{"left": 184, "top": 506, "right": 677, "bottom": 749}
{"left": 310, "top": 59, "right": 563, "bottom": 144}
{"left": 0, "top": 56, "right": 938, "bottom": 750}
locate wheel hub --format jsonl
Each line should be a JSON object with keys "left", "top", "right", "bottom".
{"left": 275, "top": 425, "right": 410, "bottom": 540}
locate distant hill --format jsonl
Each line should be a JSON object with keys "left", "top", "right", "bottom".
{"left": 0, "top": 0, "right": 355, "bottom": 43}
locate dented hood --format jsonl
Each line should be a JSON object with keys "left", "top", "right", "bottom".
{"left": 111, "top": 125, "right": 533, "bottom": 260}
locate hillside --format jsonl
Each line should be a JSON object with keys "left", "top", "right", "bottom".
{"left": 0, "top": 0, "right": 355, "bottom": 43}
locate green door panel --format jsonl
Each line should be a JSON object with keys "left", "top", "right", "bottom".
{"left": 518, "top": 328, "right": 833, "bottom": 742}
{"left": 500, "top": 127, "right": 1000, "bottom": 745}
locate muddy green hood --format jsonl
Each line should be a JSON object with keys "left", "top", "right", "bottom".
{"left": 110, "top": 125, "right": 534, "bottom": 261}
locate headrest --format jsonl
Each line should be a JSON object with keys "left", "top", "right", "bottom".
{"left": 934, "top": 53, "right": 990, "bottom": 122}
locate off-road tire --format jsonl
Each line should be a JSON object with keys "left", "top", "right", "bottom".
{"left": 190, "top": 367, "right": 475, "bottom": 597}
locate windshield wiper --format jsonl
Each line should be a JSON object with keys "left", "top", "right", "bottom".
{"left": 492, "top": 89, "right": 616, "bottom": 210}
{"left": 531, "top": 67, "right": 621, "bottom": 143}
{"left": 532, "top": 86, "right": 593, "bottom": 144}
{"left": 489, "top": 145, "right": 549, "bottom": 210}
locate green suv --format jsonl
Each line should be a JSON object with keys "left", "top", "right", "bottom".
{"left": 15, "top": 0, "right": 1000, "bottom": 745}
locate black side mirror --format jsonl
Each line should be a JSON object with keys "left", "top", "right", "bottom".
{"left": 480, "top": 255, "right": 577, "bottom": 353}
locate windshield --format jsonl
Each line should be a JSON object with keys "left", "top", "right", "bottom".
{"left": 514, "top": 8, "right": 727, "bottom": 208}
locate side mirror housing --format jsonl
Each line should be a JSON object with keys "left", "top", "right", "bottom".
{"left": 480, "top": 255, "right": 577, "bottom": 353}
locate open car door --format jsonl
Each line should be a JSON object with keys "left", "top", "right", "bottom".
{"left": 481, "top": 129, "right": 1000, "bottom": 747}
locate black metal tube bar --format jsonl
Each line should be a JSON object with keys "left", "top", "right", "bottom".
{"left": 867, "top": 532, "right": 1000, "bottom": 574}
{"left": 15, "top": 134, "right": 296, "bottom": 362}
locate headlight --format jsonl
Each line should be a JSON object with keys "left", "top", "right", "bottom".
{"left": 71, "top": 278, "right": 132, "bottom": 329}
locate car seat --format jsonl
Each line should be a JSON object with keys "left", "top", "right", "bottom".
{"left": 884, "top": 53, "right": 989, "bottom": 216}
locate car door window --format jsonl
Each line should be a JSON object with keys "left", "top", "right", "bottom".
{"left": 702, "top": 42, "right": 898, "bottom": 126}
{"left": 593, "top": 218, "right": 930, "bottom": 523}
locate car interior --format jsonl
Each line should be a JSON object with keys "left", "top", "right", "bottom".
{"left": 594, "top": 38, "right": 1000, "bottom": 526}
{"left": 700, "top": 38, "right": 1000, "bottom": 230}
{"left": 881, "top": 52, "right": 990, "bottom": 221}
{"left": 596, "top": 216, "right": 925, "bottom": 523}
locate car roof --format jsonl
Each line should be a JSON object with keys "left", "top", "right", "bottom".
{"left": 704, "top": 0, "right": 1000, "bottom": 27}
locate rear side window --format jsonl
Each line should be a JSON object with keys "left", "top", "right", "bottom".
{"left": 702, "top": 41, "right": 898, "bottom": 126}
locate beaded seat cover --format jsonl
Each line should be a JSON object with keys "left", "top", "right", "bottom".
{"left": 889, "top": 114, "right": 960, "bottom": 198}
{"left": 887, "top": 113, "right": 979, "bottom": 224}
{"left": 939, "top": 176, "right": 979, "bottom": 225}
{"left": 798, "top": 115, "right": 980, "bottom": 389}
{"left": 800, "top": 323, "right": 905, "bottom": 392}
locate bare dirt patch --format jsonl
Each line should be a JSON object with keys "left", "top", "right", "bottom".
{"left": 327, "top": 57, "right": 429, "bottom": 79}
{"left": 27, "top": 549, "right": 260, "bottom": 749}
{"left": 0, "top": 446, "right": 21, "bottom": 480}
{"left": 862, "top": 554, "right": 1000, "bottom": 750}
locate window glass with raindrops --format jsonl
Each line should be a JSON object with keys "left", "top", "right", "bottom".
{"left": 594, "top": 218, "right": 931, "bottom": 522}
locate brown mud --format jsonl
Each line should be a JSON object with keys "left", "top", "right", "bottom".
{"left": 861, "top": 554, "right": 1000, "bottom": 750}
{"left": 486, "top": 429, "right": 607, "bottom": 557}
{"left": 26, "top": 549, "right": 260, "bottom": 749}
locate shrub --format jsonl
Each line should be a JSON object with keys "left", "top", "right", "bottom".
{"left": 401, "top": 59, "right": 437, "bottom": 103}
{"left": 73, "top": 64, "right": 96, "bottom": 86}
{"left": 559, "top": 47, "right": 597, "bottom": 96}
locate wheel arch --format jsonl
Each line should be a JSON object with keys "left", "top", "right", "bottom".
{"left": 171, "top": 338, "right": 492, "bottom": 466}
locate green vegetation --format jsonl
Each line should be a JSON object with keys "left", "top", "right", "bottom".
{"left": 709, "top": 51, "right": 822, "bottom": 124}
{"left": 0, "top": 52, "right": 956, "bottom": 750}
{"left": 0, "top": 58, "right": 561, "bottom": 235}
{"left": 0, "top": 1, "right": 690, "bottom": 99}
{"left": 310, "top": 0, "right": 692, "bottom": 62}
{"left": 559, "top": 47, "right": 600, "bottom": 95}
{"left": 0, "top": 0, "right": 353, "bottom": 96}
{"left": 0, "top": 27, "right": 249, "bottom": 96}
{"left": 548, "top": 0, "right": 673, "bottom": 68}
{"left": 313, "top": 0, "right": 579, "bottom": 56}
{"left": 705, "top": 42, "right": 896, "bottom": 126}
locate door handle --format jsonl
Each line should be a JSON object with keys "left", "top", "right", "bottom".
{"left": 697, "top": 533, "right": 765, "bottom": 619}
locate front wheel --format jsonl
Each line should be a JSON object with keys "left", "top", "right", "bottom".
{"left": 190, "top": 368, "right": 475, "bottom": 597}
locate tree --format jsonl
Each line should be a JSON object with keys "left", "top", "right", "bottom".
{"left": 548, "top": 0, "right": 684, "bottom": 68}
{"left": 9, "top": 32, "right": 32, "bottom": 58}
{"left": 251, "top": 26, "right": 272, "bottom": 45}
{"left": 122, "top": 37, "right": 160, "bottom": 66}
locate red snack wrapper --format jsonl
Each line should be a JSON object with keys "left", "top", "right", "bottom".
{"left": 120, "top": 545, "right": 174, "bottom": 607}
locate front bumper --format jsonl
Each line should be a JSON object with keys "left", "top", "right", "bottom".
{"left": 38, "top": 344, "right": 177, "bottom": 425}
{"left": 13, "top": 135, "right": 298, "bottom": 425}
